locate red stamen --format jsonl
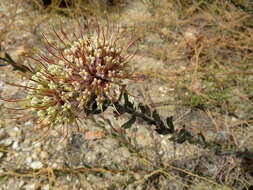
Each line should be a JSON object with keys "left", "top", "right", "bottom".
{"left": 0, "top": 97, "right": 28, "bottom": 102}
{"left": 28, "top": 56, "right": 48, "bottom": 70}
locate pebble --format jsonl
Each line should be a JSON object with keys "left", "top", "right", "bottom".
{"left": 135, "top": 127, "right": 153, "bottom": 147}
{"left": 51, "top": 163, "right": 59, "bottom": 168}
{"left": 217, "top": 131, "right": 228, "bottom": 140}
{"left": 19, "top": 180, "right": 25, "bottom": 188}
{"left": 0, "top": 152, "right": 4, "bottom": 158}
{"left": 8, "top": 127, "right": 21, "bottom": 137}
{"left": 0, "top": 129, "right": 6, "bottom": 140}
{"left": 12, "top": 141, "right": 20, "bottom": 150}
{"left": 31, "top": 152, "right": 39, "bottom": 159}
{"left": 24, "top": 184, "right": 36, "bottom": 190}
{"left": 25, "top": 157, "right": 32, "bottom": 164}
{"left": 24, "top": 121, "right": 33, "bottom": 126}
{"left": 0, "top": 138, "right": 13, "bottom": 146}
{"left": 0, "top": 81, "right": 4, "bottom": 88}
{"left": 30, "top": 161, "right": 43, "bottom": 169}
{"left": 40, "top": 151, "right": 48, "bottom": 160}
{"left": 159, "top": 86, "right": 169, "bottom": 96}
{"left": 41, "top": 184, "right": 49, "bottom": 190}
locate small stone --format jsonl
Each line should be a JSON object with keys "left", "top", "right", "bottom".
{"left": 31, "top": 152, "right": 38, "bottom": 159}
{"left": 52, "top": 163, "right": 58, "bottom": 168}
{"left": 24, "top": 121, "right": 33, "bottom": 126}
{"left": 135, "top": 127, "right": 153, "bottom": 147}
{"left": 12, "top": 141, "right": 20, "bottom": 150}
{"left": 0, "top": 129, "right": 6, "bottom": 140}
{"left": 0, "top": 152, "right": 4, "bottom": 158}
{"left": 25, "top": 157, "right": 32, "bottom": 164}
{"left": 24, "top": 184, "right": 36, "bottom": 190}
{"left": 19, "top": 180, "right": 25, "bottom": 188}
{"left": 0, "top": 138, "right": 13, "bottom": 146}
{"left": 67, "top": 176, "right": 71, "bottom": 181}
{"left": 8, "top": 127, "right": 21, "bottom": 137}
{"left": 0, "top": 81, "right": 4, "bottom": 88}
{"left": 40, "top": 151, "right": 48, "bottom": 160}
{"left": 41, "top": 184, "right": 49, "bottom": 190}
{"left": 30, "top": 161, "right": 43, "bottom": 169}
{"left": 217, "top": 131, "right": 228, "bottom": 140}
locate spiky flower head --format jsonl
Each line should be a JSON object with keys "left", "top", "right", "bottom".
{"left": 4, "top": 18, "right": 136, "bottom": 134}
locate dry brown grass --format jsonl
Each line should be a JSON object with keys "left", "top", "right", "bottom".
{"left": 0, "top": 0, "right": 252, "bottom": 189}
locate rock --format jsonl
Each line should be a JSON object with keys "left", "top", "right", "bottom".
{"left": 41, "top": 184, "right": 49, "bottom": 190}
{"left": 18, "top": 180, "right": 25, "bottom": 188}
{"left": 5, "top": 178, "right": 20, "bottom": 190}
{"left": 121, "top": 1, "right": 152, "bottom": 26}
{"left": 111, "top": 147, "right": 131, "bottom": 163}
{"left": 24, "top": 121, "right": 33, "bottom": 126}
{"left": 0, "top": 152, "right": 4, "bottom": 159}
{"left": 40, "top": 151, "right": 48, "bottom": 160}
{"left": 135, "top": 127, "right": 153, "bottom": 147}
{"left": 12, "top": 141, "right": 20, "bottom": 150}
{"left": 0, "top": 138, "right": 13, "bottom": 147}
{"left": 8, "top": 127, "right": 21, "bottom": 138}
{"left": 25, "top": 157, "right": 32, "bottom": 164}
{"left": 217, "top": 131, "right": 229, "bottom": 140}
{"left": 0, "top": 129, "right": 6, "bottom": 140}
{"left": 24, "top": 184, "right": 36, "bottom": 190}
{"left": 30, "top": 161, "right": 43, "bottom": 169}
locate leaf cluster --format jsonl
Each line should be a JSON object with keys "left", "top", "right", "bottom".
{"left": 111, "top": 92, "right": 232, "bottom": 154}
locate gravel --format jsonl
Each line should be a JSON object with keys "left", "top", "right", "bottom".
{"left": 30, "top": 161, "right": 43, "bottom": 169}
{"left": 0, "top": 0, "right": 251, "bottom": 189}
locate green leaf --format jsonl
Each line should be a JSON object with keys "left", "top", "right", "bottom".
{"left": 152, "top": 110, "right": 162, "bottom": 123}
{"left": 197, "top": 133, "right": 206, "bottom": 144}
{"left": 176, "top": 127, "right": 193, "bottom": 144}
{"left": 138, "top": 103, "right": 151, "bottom": 116}
{"left": 139, "top": 103, "right": 146, "bottom": 113}
{"left": 0, "top": 53, "right": 31, "bottom": 73}
{"left": 0, "top": 58, "right": 9, "bottom": 67}
{"left": 114, "top": 103, "right": 126, "bottom": 114}
{"left": 123, "top": 92, "right": 134, "bottom": 109}
{"left": 123, "top": 92, "right": 129, "bottom": 104}
{"left": 117, "top": 91, "right": 124, "bottom": 102}
{"left": 122, "top": 116, "right": 136, "bottom": 129}
{"left": 84, "top": 95, "right": 111, "bottom": 115}
{"left": 166, "top": 116, "right": 175, "bottom": 133}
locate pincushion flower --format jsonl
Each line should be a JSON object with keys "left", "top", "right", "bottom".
{"left": 3, "top": 18, "right": 137, "bottom": 136}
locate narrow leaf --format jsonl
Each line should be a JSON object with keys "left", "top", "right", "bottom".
{"left": 166, "top": 116, "right": 175, "bottom": 133}
{"left": 197, "top": 133, "right": 206, "bottom": 144}
{"left": 138, "top": 103, "right": 151, "bottom": 116}
{"left": 0, "top": 53, "right": 31, "bottom": 72}
{"left": 122, "top": 116, "right": 136, "bottom": 129}
{"left": 123, "top": 92, "right": 129, "bottom": 104}
{"left": 124, "top": 92, "right": 134, "bottom": 109}
{"left": 176, "top": 127, "right": 193, "bottom": 144}
{"left": 145, "top": 105, "right": 151, "bottom": 116}
{"left": 85, "top": 97, "right": 111, "bottom": 115}
{"left": 139, "top": 103, "right": 146, "bottom": 113}
{"left": 152, "top": 110, "right": 162, "bottom": 122}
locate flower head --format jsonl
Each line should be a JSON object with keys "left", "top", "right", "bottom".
{"left": 3, "top": 18, "right": 136, "bottom": 135}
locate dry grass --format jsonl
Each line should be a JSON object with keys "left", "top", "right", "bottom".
{"left": 0, "top": 0, "right": 252, "bottom": 189}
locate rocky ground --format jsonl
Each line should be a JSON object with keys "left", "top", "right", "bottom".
{"left": 0, "top": 0, "right": 252, "bottom": 189}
